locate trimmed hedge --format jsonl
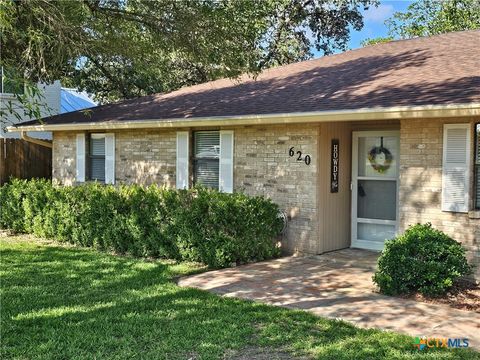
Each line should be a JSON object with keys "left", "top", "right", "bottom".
{"left": 0, "top": 179, "right": 283, "bottom": 267}
{"left": 373, "top": 223, "right": 473, "bottom": 297}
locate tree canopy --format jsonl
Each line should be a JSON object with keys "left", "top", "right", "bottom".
{"left": 1, "top": 0, "right": 376, "bottom": 116}
{"left": 362, "top": 0, "right": 480, "bottom": 47}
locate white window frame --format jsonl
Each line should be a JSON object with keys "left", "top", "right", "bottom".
{"left": 193, "top": 130, "right": 221, "bottom": 190}
{"left": 89, "top": 133, "right": 106, "bottom": 182}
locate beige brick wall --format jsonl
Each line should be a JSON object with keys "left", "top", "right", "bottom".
{"left": 115, "top": 129, "right": 176, "bottom": 186}
{"left": 52, "top": 131, "right": 77, "bottom": 185}
{"left": 51, "top": 126, "right": 321, "bottom": 255}
{"left": 399, "top": 118, "right": 480, "bottom": 278}
{"left": 52, "top": 119, "right": 479, "bottom": 270}
{"left": 232, "top": 124, "right": 319, "bottom": 254}
{"left": 52, "top": 130, "right": 177, "bottom": 187}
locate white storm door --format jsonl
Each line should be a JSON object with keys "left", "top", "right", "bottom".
{"left": 351, "top": 131, "right": 400, "bottom": 251}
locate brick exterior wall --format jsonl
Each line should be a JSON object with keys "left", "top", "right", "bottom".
{"left": 233, "top": 124, "right": 319, "bottom": 254}
{"left": 52, "top": 130, "right": 177, "bottom": 187}
{"left": 115, "top": 130, "right": 176, "bottom": 186}
{"left": 399, "top": 118, "right": 479, "bottom": 278}
{"left": 52, "top": 131, "right": 77, "bottom": 185}
{"left": 51, "top": 118, "right": 479, "bottom": 274}
{"left": 52, "top": 125, "right": 321, "bottom": 254}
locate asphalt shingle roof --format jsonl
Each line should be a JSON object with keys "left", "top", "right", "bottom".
{"left": 17, "top": 30, "right": 480, "bottom": 127}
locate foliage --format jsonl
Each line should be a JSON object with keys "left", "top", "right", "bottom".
{"left": 386, "top": 0, "right": 480, "bottom": 39}
{"left": 0, "top": 72, "right": 52, "bottom": 132}
{"left": 360, "top": 36, "right": 394, "bottom": 47}
{"left": 363, "top": 0, "right": 480, "bottom": 45}
{"left": 373, "top": 223, "right": 473, "bottom": 297}
{"left": 2, "top": 236, "right": 477, "bottom": 359}
{"left": 0, "top": 179, "right": 282, "bottom": 267}
{"left": 1, "top": 0, "right": 377, "bottom": 124}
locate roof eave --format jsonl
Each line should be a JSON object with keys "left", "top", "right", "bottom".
{"left": 7, "top": 103, "right": 480, "bottom": 133}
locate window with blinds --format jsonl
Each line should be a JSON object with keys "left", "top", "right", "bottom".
{"left": 89, "top": 134, "right": 106, "bottom": 182}
{"left": 194, "top": 131, "right": 220, "bottom": 189}
{"left": 476, "top": 124, "right": 480, "bottom": 209}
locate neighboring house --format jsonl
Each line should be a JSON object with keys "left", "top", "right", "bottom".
{"left": 60, "top": 88, "right": 97, "bottom": 114}
{"left": 0, "top": 79, "right": 61, "bottom": 140}
{"left": 0, "top": 77, "right": 96, "bottom": 139}
{"left": 9, "top": 30, "right": 480, "bottom": 278}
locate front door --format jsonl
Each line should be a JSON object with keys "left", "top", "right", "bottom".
{"left": 351, "top": 131, "right": 399, "bottom": 250}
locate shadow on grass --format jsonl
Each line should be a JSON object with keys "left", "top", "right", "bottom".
{"left": 1, "top": 237, "right": 475, "bottom": 360}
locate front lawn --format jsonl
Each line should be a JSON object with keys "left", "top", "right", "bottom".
{"left": 0, "top": 235, "right": 476, "bottom": 360}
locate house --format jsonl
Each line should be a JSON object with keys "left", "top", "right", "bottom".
{"left": 0, "top": 78, "right": 96, "bottom": 140}
{"left": 60, "top": 88, "right": 97, "bottom": 114}
{"left": 0, "top": 79, "right": 61, "bottom": 140}
{"left": 0, "top": 78, "right": 96, "bottom": 184}
{"left": 9, "top": 30, "right": 480, "bottom": 278}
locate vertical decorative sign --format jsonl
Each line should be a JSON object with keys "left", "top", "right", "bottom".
{"left": 331, "top": 139, "right": 339, "bottom": 193}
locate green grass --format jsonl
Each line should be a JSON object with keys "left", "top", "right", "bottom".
{"left": 0, "top": 236, "right": 477, "bottom": 360}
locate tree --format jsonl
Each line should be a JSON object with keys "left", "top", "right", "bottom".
{"left": 387, "top": 0, "right": 480, "bottom": 39}
{"left": 1, "top": 0, "right": 377, "bottom": 127}
{"left": 362, "top": 0, "right": 480, "bottom": 46}
{"left": 360, "top": 36, "right": 394, "bottom": 47}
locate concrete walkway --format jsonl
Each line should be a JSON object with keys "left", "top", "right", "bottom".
{"left": 178, "top": 249, "right": 480, "bottom": 346}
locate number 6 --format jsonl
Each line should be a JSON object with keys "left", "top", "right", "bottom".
{"left": 289, "top": 147, "right": 294, "bottom": 157}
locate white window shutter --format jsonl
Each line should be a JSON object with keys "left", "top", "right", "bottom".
{"left": 219, "top": 130, "right": 234, "bottom": 193}
{"left": 105, "top": 133, "right": 115, "bottom": 184}
{"left": 76, "top": 133, "right": 86, "bottom": 183}
{"left": 176, "top": 131, "right": 189, "bottom": 189}
{"left": 442, "top": 124, "right": 470, "bottom": 212}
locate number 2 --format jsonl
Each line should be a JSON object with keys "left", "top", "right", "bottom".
{"left": 296, "top": 151, "right": 302, "bottom": 161}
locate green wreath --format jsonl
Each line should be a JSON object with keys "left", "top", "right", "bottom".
{"left": 368, "top": 146, "right": 393, "bottom": 173}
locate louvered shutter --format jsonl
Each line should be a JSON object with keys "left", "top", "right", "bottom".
{"left": 219, "top": 130, "right": 234, "bottom": 193}
{"left": 105, "top": 133, "right": 115, "bottom": 184}
{"left": 176, "top": 132, "right": 189, "bottom": 189}
{"left": 442, "top": 124, "right": 471, "bottom": 212}
{"left": 76, "top": 133, "right": 86, "bottom": 183}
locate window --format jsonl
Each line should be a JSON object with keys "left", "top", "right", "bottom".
{"left": 1, "top": 67, "right": 24, "bottom": 95}
{"left": 76, "top": 133, "right": 115, "bottom": 184}
{"left": 89, "top": 134, "right": 106, "bottom": 182}
{"left": 475, "top": 124, "right": 480, "bottom": 209}
{"left": 193, "top": 131, "right": 220, "bottom": 189}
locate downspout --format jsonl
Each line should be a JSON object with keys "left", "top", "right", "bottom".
{"left": 21, "top": 131, "right": 53, "bottom": 148}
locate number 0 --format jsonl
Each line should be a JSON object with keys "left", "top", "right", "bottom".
{"left": 304, "top": 155, "right": 311, "bottom": 165}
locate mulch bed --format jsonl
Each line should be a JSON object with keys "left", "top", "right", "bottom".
{"left": 406, "top": 280, "right": 480, "bottom": 313}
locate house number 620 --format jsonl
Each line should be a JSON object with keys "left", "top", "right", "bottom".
{"left": 289, "top": 147, "right": 311, "bottom": 165}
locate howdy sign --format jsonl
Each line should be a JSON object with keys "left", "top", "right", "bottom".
{"left": 331, "top": 139, "right": 339, "bottom": 193}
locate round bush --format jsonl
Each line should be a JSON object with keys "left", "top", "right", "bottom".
{"left": 373, "top": 223, "right": 473, "bottom": 297}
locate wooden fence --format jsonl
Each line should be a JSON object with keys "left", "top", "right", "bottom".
{"left": 0, "top": 138, "right": 52, "bottom": 185}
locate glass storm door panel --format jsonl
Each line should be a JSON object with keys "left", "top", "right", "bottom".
{"left": 351, "top": 131, "right": 399, "bottom": 251}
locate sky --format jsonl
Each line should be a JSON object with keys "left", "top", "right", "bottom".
{"left": 314, "top": 0, "right": 413, "bottom": 57}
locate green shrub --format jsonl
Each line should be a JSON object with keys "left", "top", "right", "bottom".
{"left": 0, "top": 179, "right": 282, "bottom": 267}
{"left": 0, "top": 178, "right": 28, "bottom": 232}
{"left": 373, "top": 223, "right": 473, "bottom": 297}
